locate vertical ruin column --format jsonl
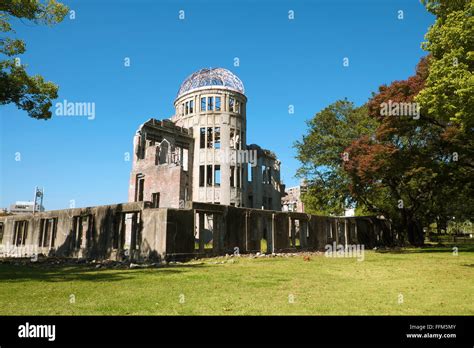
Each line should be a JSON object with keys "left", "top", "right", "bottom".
{"left": 255, "top": 157, "right": 263, "bottom": 209}
{"left": 270, "top": 213, "right": 275, "bottom": 254}
{"left": 300, "top": 220, "right": 308, "bottom": 249}
{"left": 241, "top": 99, "right": 247, "bottom": 207}
{"left": 198, "top": 212, "right": 205, "bottom": 253}
{"left": 220, "top": 115, "right": 231, "bottom": 206}
{"left": 318, "top": 217, "right": 325, "bottom": 249}
{"left": 344, "top": 219, "right": 349, "bottom": 247}
{"left": 244, "top": 211, "right": 249, "bottom": 253}
{"left": 354, "top": 220, "right": 358, "bottom": 243}
{"left": 212, "top": 213, "right": 222, "bottom": 254}
{"left": 193, "top": 118, "right": 201, "bottom": 202}
{"left": 290, "top": 217, "right": 296, "bottom": 248}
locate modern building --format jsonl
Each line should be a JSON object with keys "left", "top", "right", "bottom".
{"left": 128, "top": 68, "right": 284, "bottom": 210}
{"left": 9, "top": 201, "right": 45, "bottom": 215}
{"left": 344, "top": 208, "right": 355, "bottom": 217}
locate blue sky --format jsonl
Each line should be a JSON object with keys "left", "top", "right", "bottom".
{"left": 0, "top": 0, "right": 434, "bottom": 210}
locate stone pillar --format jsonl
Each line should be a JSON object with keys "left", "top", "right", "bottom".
{"left": 300, "top": 220, "right": 308, "bottom": 249}
{"left": 192, "top": 122, "right": 201, "bottom": 202}
{"left": 244, "top": 211, "right": 249, "bottom": 253}
{"left": 255, "top": 157, "right": 263, "bottom": 209}
{"left": 344, "top": 219, "right": 349, "bottom": 247}
{"left": 290, "top": 217, "right": 296, "bottom": 248}
{"left": 198, "top": 212, "right": 205, "bottom": 252}
{"left": 354, "top": 221, "right": 358, "bottom": 243}
{"left": 212, "top": 213, "right": 221, "bottom": 254}
{"left": 270, "top": 213, "right": 275, "bottom": 254}
{"left": 220, "top": 119, "right": 231, "bottom": 205}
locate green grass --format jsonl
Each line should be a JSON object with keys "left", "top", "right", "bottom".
{"left": 194, "top": 242, "right": 213, "bottom": 250}
{"left": 0, "top": 246, "right": 473, "bottom": 315}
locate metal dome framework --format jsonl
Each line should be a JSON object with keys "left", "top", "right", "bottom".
{"left": 177, "top": 68, "right": 245, "bottom": 98}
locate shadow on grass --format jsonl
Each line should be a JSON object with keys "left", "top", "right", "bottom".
{"left": 0, "top": 263, "right": 209, "bottom": 283}
{"left": 376, "top": 245, "right": 474, "bottom": 254}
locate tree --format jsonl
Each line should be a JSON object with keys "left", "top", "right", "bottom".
{"left": 345, "top": 54, "right": 473, "bottom": 246}
{"left": 0, "top": 0, "right": 68, "bottom": 119}
{"left": 295, "top": 0, "right": 472, "bottom": 246}
{"left": 416, "top": 0, "right": 473, "bottom": 165}
{"left": 417, "top": 0, "right": 474, "bottom": 224}
{"left": 294, "top": 100, "right": 377, "bottom": 215}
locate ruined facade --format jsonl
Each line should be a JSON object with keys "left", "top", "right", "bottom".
{"left": 0, "top": 202, "right": 393, "bottom": 261}
{"left": 0, "top": 68, "right": 396, "bottom": 262}
{"left": 129, "top": 68, "right": 284, "bottom": 210}
{"left": 128, "top": 119, "right": 193, "bottom": 209}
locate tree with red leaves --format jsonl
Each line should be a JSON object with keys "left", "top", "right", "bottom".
{"left": 297, "top": 0, "right": 473, "bottom": 245}
{"left": 344, "top": 56, "right": 472, "bottom": 245}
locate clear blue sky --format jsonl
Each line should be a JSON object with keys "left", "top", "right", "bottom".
{"left": 0, "top": 0, "right": 434, "bottom": 210}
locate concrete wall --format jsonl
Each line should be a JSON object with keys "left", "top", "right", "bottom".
{"left": 0, "top": 202, "right": 393, "bottom": 261}
{"left": 0, "top": 202, "right": 152, "bottom": 260}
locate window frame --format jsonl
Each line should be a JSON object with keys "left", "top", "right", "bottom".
{"left": 206, "top": 165, "right": 213, "bottom": 186}
{"left": 214, "top": 165, "right": 221, "bottom": 186}
{"left": 199, "top": 165, "right": 205, "bottom": 187}
{"left": 214, "top": 127, "right": 221, "bottom": 149}
{"left": 208, "top": 96, "right": 214, "bottom": 111}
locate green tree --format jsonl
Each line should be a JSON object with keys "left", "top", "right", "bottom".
{"left": 295, "top": 0, "right": 473, "bottom": 245}
{"left": 345, "top": 53, "right": 473, "bottom": 246}
{"left": 417, "top": 0, "right": 474, "bottom": 228}
{"left": 417, "top": 0, "right": 473, "bottom": 139}
{"left": 294, "top": 100, "right": 377, "bottom": 215}
{"left": 0, "top": 0, "right": 68, "bottom": 119}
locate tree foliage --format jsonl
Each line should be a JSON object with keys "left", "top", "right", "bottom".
{"left": 295, "top": 100, "right": 377, "bottom": 215}
{"left": 0, "top": 0, "right": 68, "bottom": 119}
{"left": 345, "top": 58, "right": 444, "bottom": 245}
{"left": 296, "top": 0, "right": 473, "bottom": 245}
{"left": 417, "top": 0, "right": 473, "bottom": 131}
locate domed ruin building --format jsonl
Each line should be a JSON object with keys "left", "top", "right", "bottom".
{"left": 128, "top": 68, "right": 285, "bottom": 210}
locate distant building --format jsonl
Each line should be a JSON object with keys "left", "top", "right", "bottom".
{"left": 281, "top": 182, "right": 307, "bottom": 213}
{"left": 344, "top": 208, "right": 355, "bottom": 217}
{"left": 9, "top": 201, "right": 45, "bottom": 214}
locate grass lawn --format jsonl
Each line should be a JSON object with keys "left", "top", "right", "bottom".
{"left": 0, "top": 246, "right": 473, "bottom": 315}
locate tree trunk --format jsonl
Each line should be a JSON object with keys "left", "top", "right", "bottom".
{"left": 400, "top": 209, "right": 424, "bottom": 246}
{"left": 406, "top": 217, "right": 424, "bottom": 246}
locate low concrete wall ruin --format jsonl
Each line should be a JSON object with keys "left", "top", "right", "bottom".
{"left": 0, "top": 202, "right": 393, "bottom": 262}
